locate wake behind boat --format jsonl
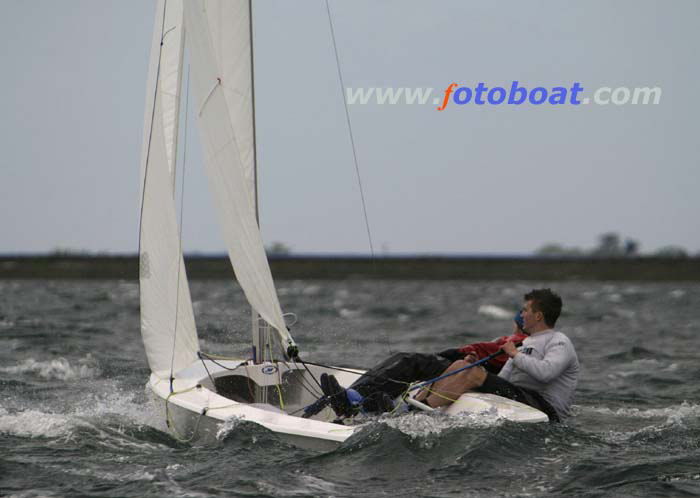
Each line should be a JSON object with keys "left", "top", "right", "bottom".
{"left": 139, "top": 0, "right": 546, "bottom": 451}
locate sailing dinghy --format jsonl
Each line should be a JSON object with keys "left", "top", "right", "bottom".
{"left": 139, "top": 0, "right": 547, "bottom": 451}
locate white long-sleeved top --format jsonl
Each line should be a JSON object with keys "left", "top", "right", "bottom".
{"left": 498, "top": 329, "right": 579, "bottom": 419}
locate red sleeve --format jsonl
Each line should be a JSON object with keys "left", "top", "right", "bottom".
{"left": 457, "top": 332, "right": 528, "bottom": 371}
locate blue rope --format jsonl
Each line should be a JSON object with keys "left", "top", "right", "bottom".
{"left": 408, "top": 348, "right": 512, "bottom": 392}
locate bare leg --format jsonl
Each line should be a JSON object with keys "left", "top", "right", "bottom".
{"left": 414, "top": 359, "right": 463, "bottom": 402}
{"left": 425, "top": 360, "right": 487, "bottom": 408}
{"left": 414, "top": 386, "right": 432, "bottom": 403}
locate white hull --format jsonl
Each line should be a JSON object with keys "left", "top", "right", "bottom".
{"left": 148, "top": 358, "right": 548, "bottom": 450}
{"left": 407, "top": 390, "right": 549, "bottom": 423}
{"left": 148, "top": 358, "right": 363, "bottom": 451}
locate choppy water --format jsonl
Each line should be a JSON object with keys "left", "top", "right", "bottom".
{"left": 2, "top": 279, "right": 700, "bottom": 497}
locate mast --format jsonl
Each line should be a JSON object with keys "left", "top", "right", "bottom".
{"left": 250, "top": 0, "right": 259, "bottom": 223}
{"left": 249, "top": 0, "right": 269, "bottom": 366}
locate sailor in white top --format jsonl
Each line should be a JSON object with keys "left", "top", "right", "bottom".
{"left": 425, "top": 288, "right": 579, "bottom": 421}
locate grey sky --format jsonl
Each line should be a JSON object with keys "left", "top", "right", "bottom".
{"left": 1, "top": 0, "right": 698, "bottom": 255}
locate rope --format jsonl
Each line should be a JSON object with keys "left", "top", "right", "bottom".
{"left": 293, "top": 358, "right": 324, "bottom": 392}
{"left": 197, "top": 352, "right": 217, "bottom": 388}
{"left": 275, "top": 384, "right": 285, "bottom": 410}
{"left": 164, "top": 385, "right": 204, "bottom": 443}
{"left": 198, "top": 352, "right": 249, "bottom": 364}
{"left": 197, "top": 352, "right": 293, "bottom": 408}
{"left": 298, "top": 359, "right": 412, "bottom": 388}
{"left": 198, "top": 351, "right": 250, "bottom": 369}
{"left": 407, "top": 347, "right": 514, "bottom": 393}
{"left": 283, "top": 359, "right": 323, "bottom": 398}
{"left": 404, "top": 384, "right": 458, "bottom": 407}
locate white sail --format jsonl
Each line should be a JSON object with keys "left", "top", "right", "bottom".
{"left": 204, "top": 0, "right": 256, "bottom": 200}
{"left": 139, "top": 0, "right": 199, "bottom": 379}
{"left": 183, "top": 1, "right": 293, "bottom": 349}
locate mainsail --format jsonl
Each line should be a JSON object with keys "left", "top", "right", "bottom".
{"left": 183, "top": 0, "right": 293, "bottom": 349}
{"left": 139, "top": 0, "right": 199, "bottom": 379}
{"left": 203, "top": 1, "right": 256, "bottom": 198}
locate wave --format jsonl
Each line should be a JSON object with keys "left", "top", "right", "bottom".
{"left": 477, "top": 304, "right": 513, "bottom": 320}
{"left": 215, "top": 416, "right": 244, "bottom": 440}
{"left": 603, "top": 346, "right": 664, "bottom": 361}
{"left": 378, "top": 410, "right": 504, "bottom": 438}
{"left": 0, "top": 407, "right": 92, "bottom": 438}
{"left": 580, "top": 401, "right": 700, "bottom": 424}
{"left": 0, "top": 356, "right": 100, "bottom": 381}
{"left": 0, "top": 389, "right": 165, "bottom": 439}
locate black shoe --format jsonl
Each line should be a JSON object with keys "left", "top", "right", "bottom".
{"left": 377, "top": 392, "right": 395, "bottom": 413}
{"left": 358, "top": 391, "right": 394, "bottom": 414}
{"left": 320, "top": 373, "right": 354, "bottom": 417}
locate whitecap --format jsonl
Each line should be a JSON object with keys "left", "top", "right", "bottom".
{"left": 477, "top": 304, "right": 513, "bottom": 320}
{"left": 293, "top": 474, "right": 338, "bottom": 495}
{"left": 582, "top": 401, "right": 700, "bottom": 423}
{"left": 613, "top": 308, "right": 636, "bottom": 319}
{"left": 339, "top": 308, "right": 361, "bottom": 319}
{"left": 302, "top": 285, "right": 321, "bottom": 296}
{"left": 50, "top": 465, "right": 156, "bottom": 483}
{"left": 0, "top": 387, "right": 168, "bottom": 440}
{"left": 215, "top": 415, "right": 243, "bottom": 440}
{"left": 379, "top": 409, "right": 503, "bottom": 440}
{"left": 0, "top": 356, "right": 100, "bottom": 381}
{"left": 74, "top": 387, "right": 163, "bottom": 428}
{"left": 0, "top": 409, "right": 92, "bottom": 438}
{"left": 335, "top": 289, "right": 350, "bottom": 299}
{"left": 607, "top": 293, "right": 622, "bottom": 303}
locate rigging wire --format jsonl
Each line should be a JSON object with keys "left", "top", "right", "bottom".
{"left": 324, "top": 0, "right": 375, "bottom": 259}
{"left": 292, "top": 358, "right": 324, "bottom": 394}
{"left": 289, "top": 365, "right": 324, "bottom": 399}
{"left": 325, "top": 0, "right": 394, "bottom": 354}
{"left": 298, "top": 359, "right": 412, "bottom": 389}
{"left": 137, "top": 1, "right": 168, "bottom": 258}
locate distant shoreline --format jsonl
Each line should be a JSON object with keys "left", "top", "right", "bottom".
{"left": 1, "top": 255, "right": 699, "bottom": 281}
